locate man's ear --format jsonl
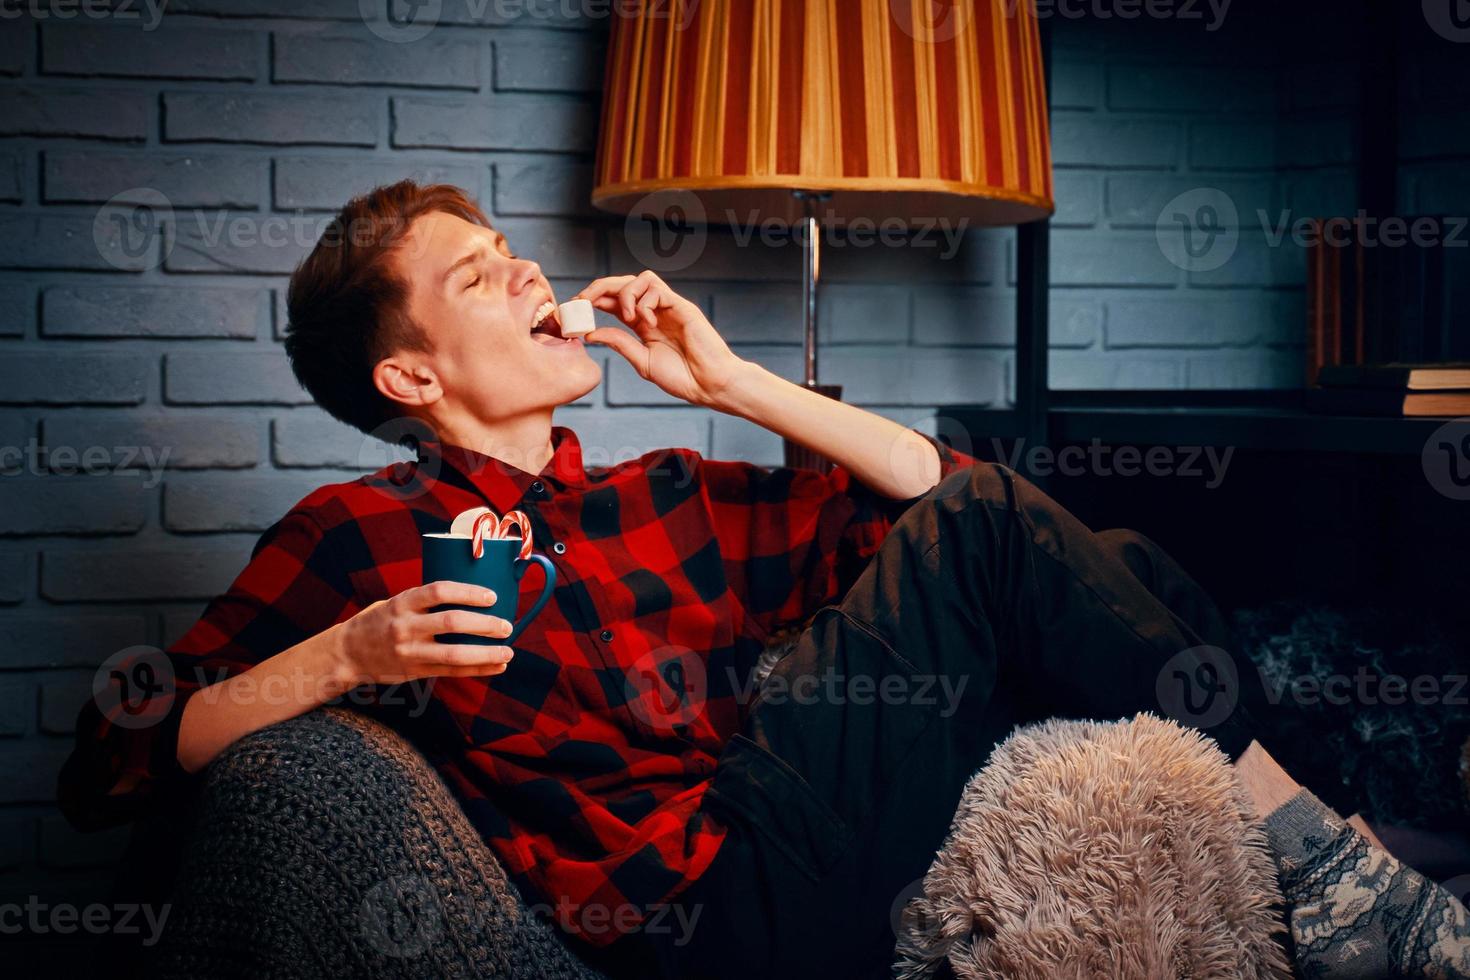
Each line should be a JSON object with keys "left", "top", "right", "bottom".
{"left": 373, "top": 355, "right": 443, "bottom": 410}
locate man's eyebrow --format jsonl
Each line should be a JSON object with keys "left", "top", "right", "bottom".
{"left": 441, "top": 246, "right": 485, "bottom": 284}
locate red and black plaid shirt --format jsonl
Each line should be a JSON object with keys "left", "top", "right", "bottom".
{"left": 61, "top": 426, "right": 974, "bottom": 945}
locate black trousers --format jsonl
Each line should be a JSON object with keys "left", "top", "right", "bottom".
{"left": 598, "top": 463, "right": 1263, "bottom": 979}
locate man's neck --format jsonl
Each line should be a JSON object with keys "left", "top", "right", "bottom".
{"left": 435, "top": 410, "right": 556, "bottom": 477}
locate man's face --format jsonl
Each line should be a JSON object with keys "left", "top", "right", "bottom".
{"left": 388, "top": 210, "right": 600, "bottom": 428}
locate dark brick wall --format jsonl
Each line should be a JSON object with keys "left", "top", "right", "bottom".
{"left": 1, "top": 0, "right": 1467, "bottom": 966}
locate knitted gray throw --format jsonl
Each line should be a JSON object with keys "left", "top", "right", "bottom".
{"left": 150, "top": 707, "right": 607, "bottom": 980}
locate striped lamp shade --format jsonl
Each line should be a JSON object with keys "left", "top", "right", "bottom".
{"left": 592, "top": 0, "right": 1054, "bottom": 228}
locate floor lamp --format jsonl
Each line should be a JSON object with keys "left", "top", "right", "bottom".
{"left": 591, "top": 0, "right": 1055, "bottom": 471}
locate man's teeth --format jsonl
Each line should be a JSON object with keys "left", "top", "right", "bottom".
{"left": 533, "top": 300, "right": 557, "bottom": 332}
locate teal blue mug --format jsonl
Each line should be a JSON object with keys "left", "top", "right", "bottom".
{"left": 421, "top": 534, "right": 556, "bottom": 645}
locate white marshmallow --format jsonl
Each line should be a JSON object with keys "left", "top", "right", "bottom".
{"left": 557, "top": 298, "right": 595, "bottom": 337}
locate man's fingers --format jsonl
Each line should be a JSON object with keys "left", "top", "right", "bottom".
{"left": 411, "top": 580, "right": 496, "bottom": 610}
{"left": 421, "top": 608, "right": 514, "bottom": 640}
{"left": 574, "top": 275, "right": 637, "bottom": 303}
{"left": 408, "top": 641, "right": 515, "bottom": 669}
{"left": 587, "top": 326, "right": 649, "bottom": 372}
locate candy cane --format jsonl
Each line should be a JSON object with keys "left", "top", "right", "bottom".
{"left": 496, "top": 510, "right": 534, "bottom": 561}
{"left": 469, "top": 510, "right": 499, "bottom": 560}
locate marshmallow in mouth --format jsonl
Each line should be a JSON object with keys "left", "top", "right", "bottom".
{"left": 531, "top": 300, "right": 580, "bottom": 347}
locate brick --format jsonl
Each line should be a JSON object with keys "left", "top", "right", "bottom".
{"left": 0, "top": 811, "right": 32, "bottom": 871}
{"left": 43, "top": 151, "right": 263, "bottom": 209}
{"left": 1188, "top": 122, "right": 1276, "bottom": 171}
{"left": 0, "top": 551, "right": 29, "bottom": 603}
{"left": 0, "top": 148, "right": 21, "bottom": 204}
{"left": 1052, "top": 172, "right": 1101, "bottom": 228}
{"left": 274, "top": 157, "right": 482, "bottom": 211}
{"left": 1402, "top": 110, "right": 1470, "bottom": 161}
{"left": 43, "top": 541, "right": 255, "bottom": 601}
{"left": 0, "top": 742, "right": 72, "bottom": 803}
{"left": 914, "top": 290, "right": 1098, "bottom": 349}
{"left": 0, "top": 19, "right": 25, "bottom": 74}
{"left": 0, "top": 354, "right": 148, "bottom": 405}
{"left": 1049, "top": 231, "right": 1180, "bottom": 287}
{"left": 1107, "top": 65, "right": 1274, "bottom": 114}
{"left": 42, "top": 285, "right": 266, "bottom": 340}
{"left": 169, "top": 0, "right": 362, "bottom": 17}
{"left": 493, "top": 218, "right": 600, "bottom": 278}
{"left": 1278, "top": 116, "right": 1356, "bottom": 168}
{"left": 1051, "top": 116, "right": 1179, "bottom": 169}
{"left": 1106, "top": 294, "right": 1302, "bottom": 348}
{"left": 820, "top": 284, "right": 910, "bottom": 345}
{"left": 0, "top": 681, "right": 29, "bottom": 736}
{"left": 165, "top": 211, "right": 319, "bottom": 275}
{"left": 271, "top": 410, "right": 371, "bottom": 468}
{"left": 1050, "top": 59, "right": 1101, "bottom": 110}
{"left": 1186, "top": 353, "right": 1303, "bottom": 389}
{"left": 1106, "top": 176, "right": 1273, "bottom": 228}
{"left": 41, "top": 23, "right": 255, "bottom": 80}
{"left": 707, "top": 286, "right": 802, "bottom": 345}
{"left": 494, "top": 34, "right": 603, "bottom": 92}
{"left": 0, "top": 614, "right": 148, "bottom": 670}
{"left": 39, "top": 815, "right": 133, "bottom": 869}
{"left": 0, "top": 89, "right": 147, "bottom": 140}
{"left": 827, "top": 224, "right": 999, "bottom": 286}
{"left": 164, "top": 91, "right": 378, "bottom": 147}
{"left": 274, "top": 32, "right": 478, "bottom": 89}
{"left": 0, "top": 477, "right": 149, "bottom": 536}
{"left": 0, "top": 282, "right": 34, "bottom": 336}
{"left": 165, "top": 351, "right": 310, "bottom": 405}
{"left": 42, "top": 414, "right": 260, "bottom": 470}
{"left": 709, "top": 415, "right": 783, "bottom": 466}
{"left": 608, "top": 223, "right": 800, "bottom": 284}
{"left": 826, "top": 347, "right": 1004, "bottom": 406}
{"left": 392, "top": 96, "right": 594, "bottom": 152}
{"left": 40, "top": 675, "right": 91, "bottom": 735}
{"left": 1281, "top": 170, "right": 1357, "bottom": 220}
{"left": 493, "top": 159, "right": 595, "bottom": 217}
{"left": 1411, "top": 165, "right": 1470, "bottom": 216}
{"left": 0, "top": 213, "right": 157, "bottom": 273}
{"left": 568, "top": 409, "right": 709, "bottom": 467}
{"left": 1285, "top": 63, "right": 1361, "bottom": 111}
{"left": 164, "top": 472, "right": 320, "bottom": 532}
{"left": 1186, "top": 238, "right": 1303, "bottom": 288}
{"left": 1049, "top": 352, "right": 1181, "bottom": 390}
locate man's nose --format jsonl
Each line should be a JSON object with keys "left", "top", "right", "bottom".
{"left": 509, "top": 257, "right": 542, "bottom": 295}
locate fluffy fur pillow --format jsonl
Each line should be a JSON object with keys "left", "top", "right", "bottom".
{"left": 893, "top": 714, "right": 1293, "bottom": 980}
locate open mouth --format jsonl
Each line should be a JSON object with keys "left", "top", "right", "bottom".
{"left": 530, "top": 299, "right": 580, "bottom": 347}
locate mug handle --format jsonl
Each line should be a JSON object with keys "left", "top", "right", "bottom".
{"left": 505, "top": 554, "right": 556, "bottom": 645}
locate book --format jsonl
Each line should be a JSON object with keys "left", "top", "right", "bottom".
{"left": 1307, "top": 388, "right": 1470, "bottom": 417}
{"left": 1315, "top": 363, "right": 1470, "bottom": 390}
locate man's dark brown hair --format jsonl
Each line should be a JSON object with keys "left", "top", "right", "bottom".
{"left": 284, "top": 180, "right": 493, "bottom": 435}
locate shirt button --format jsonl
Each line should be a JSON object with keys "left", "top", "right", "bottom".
{"left": 552, "top": 541, "right": 567, "bottom": 555}
{"left": 599, "top": 628, "right": 614, "bottom": 642}
{"left": 530, "top": 480, "right": 546, "bottom": 495}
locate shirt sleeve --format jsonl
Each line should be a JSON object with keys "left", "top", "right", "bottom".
{"left": 57, "top": 510, "right": 359, "bottom": 831}
{"left": 699, "top": 435, "right": 977, "bottom": 640}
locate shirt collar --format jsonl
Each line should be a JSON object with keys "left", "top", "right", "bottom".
{"left": 424, "top": 426, "right": 586, "bottom": 515}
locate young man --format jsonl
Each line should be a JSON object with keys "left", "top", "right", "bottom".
{"left": 60, "top": 182, "right": 1453, "bottom": 977}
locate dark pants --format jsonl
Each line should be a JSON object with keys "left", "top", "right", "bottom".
{"left": 600, "top": 463, "right": 1262, "bottom": 979}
